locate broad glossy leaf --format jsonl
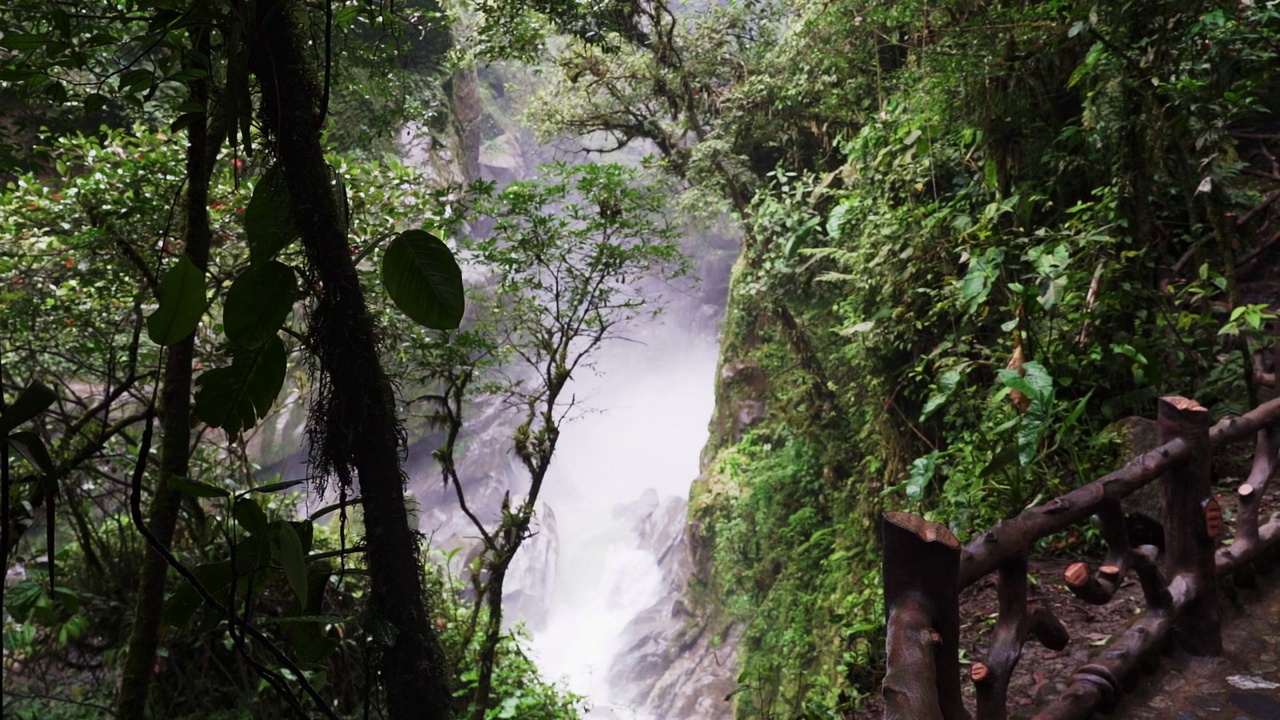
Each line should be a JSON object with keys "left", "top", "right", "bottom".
{"left": 194, "top": 335, "right": 287, "bottom": 435}
{"left": 958, "top": 247, "right": 1003, "bottom": 316}
{"left": 163, "top": 560, "right": 232, "bottom": 629}
{"left": 121, "top": 68, "right": 156, "bottom": 93}
{"left": 245, "top": 166, "right": 298, "bottom": 265}
{"left": 0, "top": 69, "right": 38, "bottom": 82}
{"left": 0, "top": 382, "right": 56, "bottom": 436}
{"left": 224, "top": 261, "right": 297, "bottom": 348}
{"left": 277, "top": 522, "right": 308, "bottom": 608}
{"left": 147, "top": 255, "right": 206, "bottom": 345}
{"left": 6, "top": 581, "right": 46, "bottom": 623}
{"left": 234, "top": 498, "right": 269, "bottom": 536}
{"left": 1020, "top": 362, "right": 1055, "bottom": 403}
{"left": 1018, "top": 399, "right": 1052, "bottom": 468}
{"left": 240, "top": 478, "right": 307, "bottom": 496}
{"left": 1016, "top": 362, "right": 1055, "bottom": 467}
{"left": 920, "top": 369, "right": 962, "bottom": 422}
{"left": 6, "top": 432, "right": 54, "bottom": 475}
{"left": 0, "top": 34, "right": 50, "bottom": 51}
{"left": 168, "top": 476, "right": 229, "bottom": 499}
{"left": 381, "top": 229, "right": 465, "bottom": 330}
{"left": 288, "top": 520, "right": 314, "bottom": 554}
{"left": 905, "top": 452, "right": 938, "bottom": 503}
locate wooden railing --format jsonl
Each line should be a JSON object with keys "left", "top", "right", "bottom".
{"left": 881, "top": 394, "right": 1280, "bottom": 720}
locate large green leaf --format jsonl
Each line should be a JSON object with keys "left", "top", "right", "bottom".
{"left": 6, "top": 432, "right": 54, "bottom": 475}
{"left": 224, "top": 261, "right": 297, "bottom": 348}
{"left": 277, "top": 522, "right": 308, "bottom": 608}
{"left": 920, "top": 369, "right": 963, "bottom": 422}
{"left": 193, "top": 335, "right": 287, "bottom": 435}
{"left": 0, "top": 382, "right": 56, "bottom": 436}
{"left": 999, "top": 362, "right": 1056, "bottom": 467}
{"left": 6, "top": 580, "right": 47, "bottom": 623}
{"left": 905, "top": 451, "right": 938, "bottom": 503}
{"left": 233, "top": 498, "right": 270, "bottom": 537}
{"left": 162, "top": 560, "right": 233, "bottom": 629}
{"left": 238, "top": 478, "right": 307, "bottom": 497}
{"left": 245, "top": 166, "right": 298, "bottom": 265}
{"left": 381, "top": 229, "right": 465, "bottom": 330}
{"left": 146, "top": 255, "right": 206, "bottom": 345}
{"left": 168, "top": 476, "right": 229, "bottom": 499}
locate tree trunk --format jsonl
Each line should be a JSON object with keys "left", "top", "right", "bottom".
{"left": 249, "top": 3, "right": 453, "bottom": 718}
{"left": 115, "top": 30, "right": 216, "bottom": 720}
{"left": 472, "top": 557, "right": 510, "bottom": 718}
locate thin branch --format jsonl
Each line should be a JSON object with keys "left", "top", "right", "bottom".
{"left": 127, "top": 412, "right": 340, "bottom": 720}
{"left": 4, "top": 690, "right": 113, "bottom": 715}
{"left": 1238, "top": 188, "right": 1280, "bottom": 228}
{"left": 320, "top": 0, "right": 333, "bottom": 128}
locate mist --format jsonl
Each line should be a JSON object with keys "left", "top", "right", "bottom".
{"left": 528, "top": 320, "right": 719, "bottom": 717}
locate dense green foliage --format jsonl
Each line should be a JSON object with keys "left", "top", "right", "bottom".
{"left": 0, "top": 116, "right": 584, "bottom": 717}
{"left": 500, "top": 0, "right": 1280, "bottom": 714}
{"left": 680, "top": 1, "right": 1280, "bottom": 715}
{"left": 4, "top": 0, "right": 1280, "bottom": 718}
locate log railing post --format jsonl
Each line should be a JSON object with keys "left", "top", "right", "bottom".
{"left": 972, "top": 551, "right": 1068, "bottom": 720}
{"left": 882, "top": 512, "right": 968, "bottom": 720}
{"left": 1157, "top": 396, "right": 1221, "bottom": 655}
{"left": 1234, "top": 425, "right": 1278, "bottom": 565}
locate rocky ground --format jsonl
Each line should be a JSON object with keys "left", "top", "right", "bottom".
{"left": 1113, "top": 575, "right": 1280, "bottom": 719}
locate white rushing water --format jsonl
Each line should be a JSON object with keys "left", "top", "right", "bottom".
{"left": 529, "top": 321, "right": 719, "bottom": 718}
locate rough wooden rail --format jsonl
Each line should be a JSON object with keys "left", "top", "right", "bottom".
{"left": 882, "top": 394, "right": 1280, "bottom": 720}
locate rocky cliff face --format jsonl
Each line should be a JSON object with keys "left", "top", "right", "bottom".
{"left": 607, "top": 494, "right": 739, "bottom": 720}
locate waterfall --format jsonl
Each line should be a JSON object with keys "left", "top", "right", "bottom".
{"left": 397, "top": 102, "right": 740, "bottom": 717}
{"left": 528, "top": 321, "right": 719, "bottom": 717}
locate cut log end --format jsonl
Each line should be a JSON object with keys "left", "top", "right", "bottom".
{"left": 1204, "top": 495, "right": 1223, "bottom": 539}
{"left": 883, "top": 511, "right": 960, "bottom": 548}
{"left": 1161, "top": 396, "right": 1207, "bottom": 413}
{"left": 1065, "top": 562, "right": 1090, "bottom": 587}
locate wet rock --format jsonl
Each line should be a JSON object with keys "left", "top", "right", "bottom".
{"left": 1226, "top": 675, "right": 1280, "bottom": 691}
{"left": 413, "top": 394, "right": 531, "bottom": 541}
{"left": 1228, "top": 691, "right": 1280, "bottom": 718}
{"left": 503, "top": 504, "right": 559, "bottom": 631}
{"left": 635, "top": 495, "right": 692, "bottom": 578}
{"left": 1241, "top": 634, "right": 1268, "bottom": 651}
{"left": 734, "top": 399, "right": 767, "bottom": 430}
{"left": 612, "top": 488, "right": 659, "bottom": 524}
{"left": 605, "top": 495, "right": 737, "bottom": 720}
{"left": 1190, "top": 695, "right": 1224, "bottom": 711}
{"left": 1106, "top": 416, "right": 1166, "bottom": 548}
{"left": 715, "top": 359, "right": 769, "bottom": 444}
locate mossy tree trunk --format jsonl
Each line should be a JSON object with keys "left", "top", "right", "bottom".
{"left": 249, "top": 2, "right": 454, "bottom": 718}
